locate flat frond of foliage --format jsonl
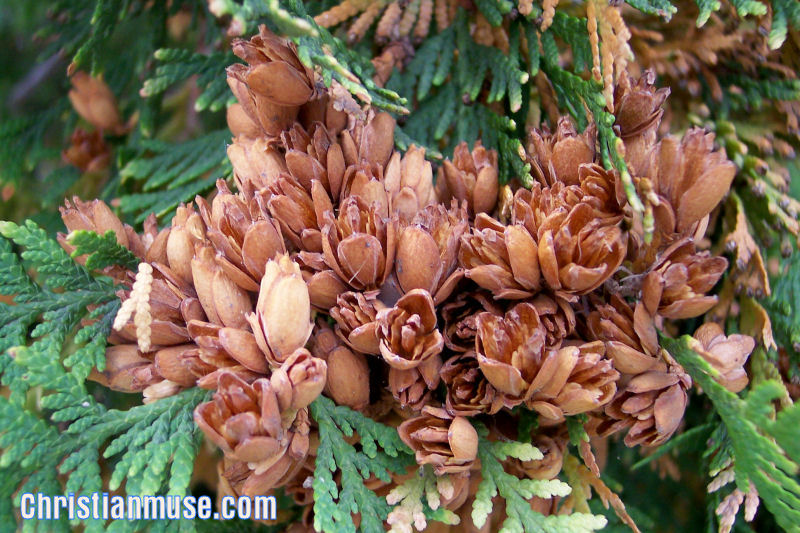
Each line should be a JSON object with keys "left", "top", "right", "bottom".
{"left": 663, "top": 334, "right": 800, "bottom": 531}
{"left": 310, "top": 395, "right": 416, "bottom": 533}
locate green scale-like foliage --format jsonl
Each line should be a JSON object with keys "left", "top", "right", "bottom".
{"left": 663, "top": 334, "right": 800, "bottom": 531}
{"left": 310, "top": 395, "right": 416, "bottom": 533}
{"left": 0, "top": 224, "right": 209, "bottom": 532}
{"left": 765, "top": 254, "right": 800, "bottom": 378}
{"left": 118, "top": 129, "right": 231, "bottom": 223}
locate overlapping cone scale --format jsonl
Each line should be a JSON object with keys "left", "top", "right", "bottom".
{"left": 77, "top": 24, "right": 757, "bottom": 523}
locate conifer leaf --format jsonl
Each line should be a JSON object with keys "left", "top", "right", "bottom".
{"left": 471, "top": 432, "right": 607, "bottom": 532}
{"left": 0, "top": 220, "right": 119, "bottom": 400}
{"left": 310, "top": 396, "right": 416, "bottom": 533}
{"left": 67, "top": 229, "right": 140, "bottom": 271}
{"left": 143, "top": 49, "right": 237, "bottom": 112}
{"left": 625, "top": 0, "right": 677, "bottom": 19}
{"left": 764, "top": 255, "right": 800, "bottom": 378}
{"left": 663, "top": 334, "right": 800, "bottom": 531}
{"left": 119, "top": 130, "right": 230, "bottom": 222}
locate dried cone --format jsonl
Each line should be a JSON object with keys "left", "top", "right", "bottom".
{"left": 196, "top": 181, "right": 286, "bottom": 291}
{"left": 376, "top": 289, "right": 444, "bottom": 370}
{"left": 194, "top": 372, "right": 312, "bottom": 496}
{"left": 613, "top": 70, "right": 669, "bottom": 173}
{"left": 459, "top": 213, "right": 541, "bottom": 299}
{"left": 693, "top": 323, "right": 754, "bottom": 393}
{"left": 191, "top": 242, "right": 253, "bottom": 329}
{"left": 388, "top": 355, "right": 442, "bottom": 411}
{"left": 246, "top": 254, "right": 314, "bottom": 367}
{"left": 394, "top": 203, "right": 468, "bottom": 303}
{"left": 598, "top": 364, "right": 691, "bottom": 447}
{"left": 440, "top": 289, "right": 504, "bottom": 352}
{"left": 531, "top": 293, "right": 576, "bottom": 348}
{"left": 384, "top": 145, "right": 438, "bottom": 222}
{"left": 267, "top": 173, "right": 328, "bottom": 253}
{"left": 398, "top": 406, "right": 479, "bottom": 475}
{"left": 440, "top": 352, "right": 502, "bottom": 416}
{"left": 475, "top": 303, "right": 619, "bottom": 419}
{"left": 227, "top": 136, "right": 288, "bottom": 194}
{"left": 587, "top": 293, "right": 662, "bottom": 375}
{"left": 68, "top": 72, "right": 126, "bottom": 135}
{"left": 526, "top": 117, "right": 595, "bottom": 186}
{"left": 641, "top": 239, "right": 727, "bottom": 320}
{"left": 59, "top": 197, "right": 130, "bottom": 255}
{"left": 89, "top": 345, "right": 160, "bottom": 392}
{"left": 638, "top": 128, "right": 736, "bottom": 237}
{"left": 269, "top": 349, "right": 328, "bottom": 410}
{"left": 437, "top": 141, "right": 500, "bottom": 218}
{"left": 340, "top": 111, "right": 396, "bottom": 169}
{"left": 329, "top": 290, "right": 385, "bottom": 354}
{"left": 62, "top": 128, "right": 110, "bottom": 173}
{"left": 320, "top": 195, "right": 397, "bottom": 292}
{"left": 227, "top": 25, "right": 317, "bottom": 137}
{"left": 512, "top": 166, "right": 627, "bottom": 294}
{"left": 186, "top": 321, "right": 266, "bottom": 388}
{"left": 507, "top": 434, "right": 567, "bottom": 481}
{"left": 281, "top": 123, "right": 348, "bottom": 204}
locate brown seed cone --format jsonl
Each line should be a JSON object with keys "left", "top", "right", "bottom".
{"left": 62, "top": 128, "right": 110, "bottom": 173}
{"left": 166, "top": 204, "right": 206, "bottom": 286}
{"left": 513, "top": 170, "right": 627, "bottom": 295}
{"left": 196, "top": 181, "right": 286, "bottom": 292}
{"left": 394, "top": 203, "right": 468, "bottom": 303}
{"left": 383, "top": 145, "right": 438, "bottom": 223}
{"left": 227, "top": 135, "right": 288, "bottom": 196}
{"left": 475, "top": 303, "right": 619, "bottom": 419}
{"left": 586, "top": 293, "right": 663, "bottom": 376}
{"left": 340, "top": 110, "right": 396, "bottom": 169}
{"left": 613, "top": 70, "right": 669, "bottom": 174}
{"left": 440, "top": 288, "right": 504, "bottom": 352}
{"left": 186, "top": 320, "right": 267, "bottom": 388}
{"left": 397, "top": 405, "right": 479, "bottom": 475}
{"left": 693, "top": 322, "right": 754, "bottom": 393}
{"left": 246, "top": 254, "right": 314, "bottom": 367}
{"left": 440, "top": 351, "right": 502, "bottom": 416}
{"left": 388, "top": 355, "right": 442, "bottom": 411}
{"left": 376, "top": 289, "right": 444, "bottom": 370}
{"left": 459, "top": 213, "right": 541, "bottom": 299}
{"left": 531, "top": 293, "right": 576, "bottom": 348}
{"left": 295, "top": 251, "right": 349, "bottom": 311}
{"left": 309, "top": 323, "right": 370, "bottom": 410}
{"left": 227, "top": 26, "right": 317, "bottom": 137}
{"left": 597, "top": 363, "right": 691, "bottom": 447}
{"left": 191, "top": 242, "right": 253, "bottom": 329}
{"left": 59, "top": 197, "right": 130, "bottom": 260}
{"left": 636, "top": 127, "right": 736, "bottom": 237}
{"left": 281, "top": 122, "right": 347, "bottom": 201}
{"left": 320, "top": 195, "right": 397, "bottom": 291}
{"left": 267, "top": 173, "right": 328, "bottom": 253}
{"left": 194, "top": 371, "right": 312, "bottom": 495}
{"left": 339, "top": 160, "right": 392, "bottom": 219}
{"left": 474, "top": 301, "right": 547, "bottom": 408}
{"left": 68, "top": 72, "right": 126, "bottom": 135}
{"left": 436, "top": 141, "right": 500, "bottom": 218}
{"left": 526, "top": 117, "right": 596, "bottom": 187}
{"left": 270, "top": 349, "right": 328, "bottom": 410}
{"left": 329, "top": 290, "right": 385, "bottom": 355}
{"left": 641, "top": 238, "right": 727, "bottom": 320}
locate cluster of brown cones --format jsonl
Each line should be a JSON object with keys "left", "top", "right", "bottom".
{"left": 59, "top": 26, "right": 757, "bottom": 530}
